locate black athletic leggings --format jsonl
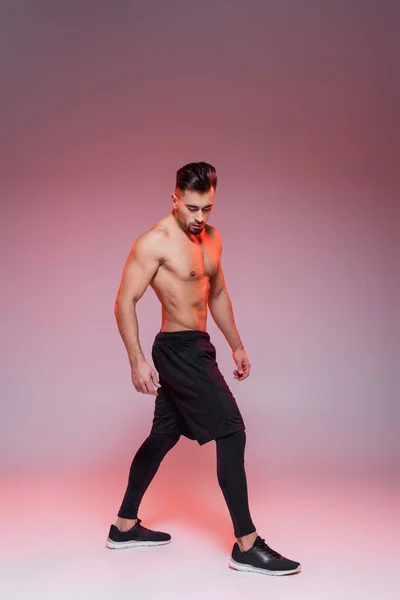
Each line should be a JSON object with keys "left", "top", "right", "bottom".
{"left": 117, "top": 429, "right": 256, "bottom": 538}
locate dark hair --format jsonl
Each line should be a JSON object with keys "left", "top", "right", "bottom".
{"left": 175, "top": 161, "right": 217, "bottom": 193}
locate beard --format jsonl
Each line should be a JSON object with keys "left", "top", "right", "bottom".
{"left": 190, "top": 224, "right": 203, "bottom": 235}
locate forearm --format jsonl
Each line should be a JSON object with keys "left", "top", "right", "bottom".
{"left": 208, "top": 291, "right": 244, "bottom": 351}
{"left": 114, "top": 300, "right": 146, "bottom": 367}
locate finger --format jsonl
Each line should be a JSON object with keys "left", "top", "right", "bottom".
{"left": 137, "top": 379, "right": 151, "bottom": 394}
{"left": 143, "top": 380, "right": 156, "bottom": 395}
{"left": 132, "top": 379, "right": 143, "bottom": 393}
{"left": 234, "top": 371, "right": 244, "bottom": 381}
{"left": 150, "top": 372, "right": 161, "bottom": 388}
{"left": 148, "top": 380, "right": 158, "bottom": 395}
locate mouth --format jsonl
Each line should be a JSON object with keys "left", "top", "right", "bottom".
{"left": 192, "top": 224, "right": 203, "bottom": 229}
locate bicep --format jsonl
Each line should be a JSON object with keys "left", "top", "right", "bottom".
{"left": 115, "top": 232, "right": 164, "bottom": 306}
{"left": 208, "top": 229, "right": 226, "bottom": 300}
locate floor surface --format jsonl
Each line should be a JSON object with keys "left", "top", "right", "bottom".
{"left": 1, "top": 454, "right": 398, "bottom": 599}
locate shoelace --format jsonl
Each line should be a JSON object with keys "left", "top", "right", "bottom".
{"left": 254, "top": 537, "right": 282, "bottom": 559}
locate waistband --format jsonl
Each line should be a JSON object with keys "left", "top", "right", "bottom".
{"left": 154, "top": 329, "right": 210, "bottom": 343}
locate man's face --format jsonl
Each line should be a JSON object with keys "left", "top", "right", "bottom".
{"left": 172, "top": 187, "right": 215, "bottom": 235}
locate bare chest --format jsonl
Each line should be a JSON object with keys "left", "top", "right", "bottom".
{"left": 163, "top": 238, "right": 219, "bottom": 280}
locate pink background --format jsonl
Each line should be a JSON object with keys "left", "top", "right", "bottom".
{"left": 0, "top": 3, "right": 399, "bottom": 595}
{"left": 2, "top": 1, "right": 398, "bottom": 474}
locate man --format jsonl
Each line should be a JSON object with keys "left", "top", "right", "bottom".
{"left": 106, "top": 162, "right": 301, "bottom": 576}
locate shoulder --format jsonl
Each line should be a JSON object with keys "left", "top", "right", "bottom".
{"left": 132, "top": 225, "right": 168, "bottom": 262}
{"left": 205, "top": 224, "right": 222, "bottom": 250}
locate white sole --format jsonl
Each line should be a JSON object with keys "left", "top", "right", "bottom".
{"left": 228, "top": 557, "right": 301, "bottom": 576}
{"left": 106, "top": 538, "right": 171, "bottom": 549}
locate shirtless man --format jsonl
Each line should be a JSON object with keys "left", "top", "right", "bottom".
{"left": 106, "top": 162, "right": 301, "bottom": 576}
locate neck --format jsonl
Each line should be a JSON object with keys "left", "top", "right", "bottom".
{"left": 171, "top": 210, "right": 201, "bottom": 242}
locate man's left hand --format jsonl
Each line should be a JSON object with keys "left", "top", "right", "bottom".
{"left": 232, "top": 348, "right": 251, "bottom": 381}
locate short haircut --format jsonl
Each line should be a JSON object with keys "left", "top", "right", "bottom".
{"left": 176, "top": 161, "right": 217, "bottom": 193}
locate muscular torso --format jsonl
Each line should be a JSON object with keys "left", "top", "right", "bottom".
{"left": 149, "top": 213, "right": 221, "bottom": 332}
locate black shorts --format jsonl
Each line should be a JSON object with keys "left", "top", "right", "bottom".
{"left": 150, "top": 330, "right": 245, "bottom": 445}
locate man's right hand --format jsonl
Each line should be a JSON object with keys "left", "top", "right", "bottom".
{"left": 130, "top": 360, "right": 161, "bottom": 395}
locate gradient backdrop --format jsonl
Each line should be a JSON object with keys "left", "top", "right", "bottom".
{"left": 1, "top": 1, "right": 399, "bottom": 598}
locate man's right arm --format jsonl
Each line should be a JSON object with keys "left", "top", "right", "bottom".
{"left": 114, "top": 228, "right": 165, "bottom": 371}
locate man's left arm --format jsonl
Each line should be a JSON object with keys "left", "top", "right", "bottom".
{"left": 208, "top": 239, "right": 251, "bottom": 381}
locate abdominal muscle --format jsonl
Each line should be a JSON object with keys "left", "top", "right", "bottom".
{"left": 150, "top": 268, "right": 210, "bottom": 332}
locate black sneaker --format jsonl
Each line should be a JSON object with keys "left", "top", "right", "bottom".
{"left": 106, "top": 518, "right": 171, "bottom": 549}
{"left": 229, "top": 535, "right": 301, "bottom": 576}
